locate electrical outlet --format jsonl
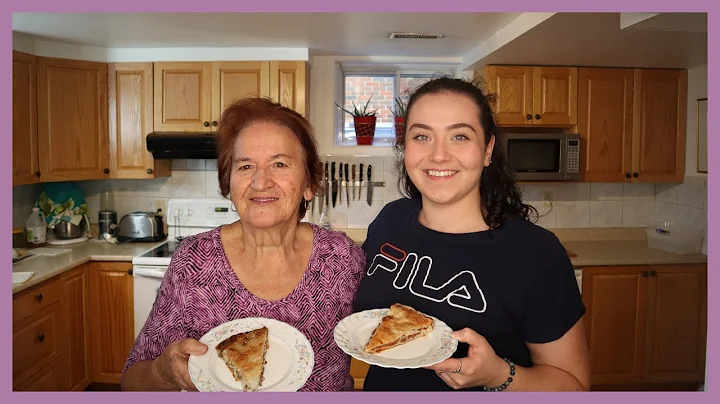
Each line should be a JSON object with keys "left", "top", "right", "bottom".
{"left": 155, "top": 199, "right": 166, "bottom": 214}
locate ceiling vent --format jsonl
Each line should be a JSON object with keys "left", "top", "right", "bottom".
{"left": 389, "top": 32, "right": 445, "bottom": 40}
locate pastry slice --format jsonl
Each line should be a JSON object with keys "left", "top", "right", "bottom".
{"left": 363, "top": 304, "right": 434, "bottom": 354}
{"left": 215, "top": 326, "right": 269, "bottom": 391}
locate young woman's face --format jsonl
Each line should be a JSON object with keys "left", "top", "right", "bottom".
{"left": 403, "top": 92, "right": 494, "bottom": 207}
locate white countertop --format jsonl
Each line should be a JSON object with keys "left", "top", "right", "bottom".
{"left": 12, "top": 238, "right": 168, "bottom": 294}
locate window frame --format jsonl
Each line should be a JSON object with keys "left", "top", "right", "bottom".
{"left": 333, "top": 63, "right": 458, "bottom": 147}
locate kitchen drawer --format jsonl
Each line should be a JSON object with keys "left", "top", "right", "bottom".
{"left": 15, "top": 357, "right": 62, "bottom": 391}
{"left": 13, "top": 278, "right": 60, "bottom": 325}
{"left": 13, "top": 302, "right": 62, "bottom": 387}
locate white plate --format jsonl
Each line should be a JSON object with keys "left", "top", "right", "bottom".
{"left": 188, "top": 318, "right": 314, "bottom": 392}
{"left": 333, "top": 308, "right": 458, "bottom": 369}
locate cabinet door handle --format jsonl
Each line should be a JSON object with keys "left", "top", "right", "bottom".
{"left": 651, "top": 270, "right": 657, "bottom": 277}
{"left": 534, "top": 114, "right": 541, "bottom": 120}
{"left": 203, "top": 121, "right": 210, "bottom": 127}
{"left": 36, "top": 293, "right": 43, "bottom": 302}
{"left": 38, "top": 334, "right": 45, "bottom": 343}
{"left": 212, "top": 121, "right": 218, "bottom": 127}
{"left": 633, "top": 172, "right": 639, "bottom": 178}
{"left": 127, "top": 269, "right": 133, "bottom": 275}
{"left": 146, "top": 168, "right": 153, "bottom": 174}
{"left": 643, "top": 271, "right": 649, "bottom": 277}
{"left": 526, "top": 114, "right": 532, "bottom": 120}
{"left": 625, "top": 172, "right": 631, "bottom": 179}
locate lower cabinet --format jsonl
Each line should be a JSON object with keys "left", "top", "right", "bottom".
{"left": 12, "top": 261, "right": 135, "bottom": 390}
{"left": 582, "top": 263, "right": 707, "bottom": 388}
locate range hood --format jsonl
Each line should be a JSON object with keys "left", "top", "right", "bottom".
{"left": 146, "top": 132, "right": 217, "bottom": 160}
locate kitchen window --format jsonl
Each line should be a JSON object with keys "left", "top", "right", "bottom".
{"left": 335, "top": 66, "right": 455, "bottom": 147}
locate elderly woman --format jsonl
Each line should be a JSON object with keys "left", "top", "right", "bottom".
{"left": 121, "top": 98, "right": 366, "bottom": 392}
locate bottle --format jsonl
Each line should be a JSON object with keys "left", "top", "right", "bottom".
{"left": 25, "top": 207, "right": 47, "bottom": 248}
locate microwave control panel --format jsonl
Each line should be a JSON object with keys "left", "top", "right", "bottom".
{"left": 567, "top": 140, "right": 580, "bottom": 173}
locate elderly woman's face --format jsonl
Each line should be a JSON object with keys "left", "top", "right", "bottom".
{"left": 230, "top": 122, "right": 312, "bottom": 228}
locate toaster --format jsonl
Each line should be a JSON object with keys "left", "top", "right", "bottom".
{"left": 116, "top": 211, "right": 166, "bottom": 242}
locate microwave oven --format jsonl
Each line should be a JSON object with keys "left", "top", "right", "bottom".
{"left": 500, "top": 133, "right": 581, "bottom": 181}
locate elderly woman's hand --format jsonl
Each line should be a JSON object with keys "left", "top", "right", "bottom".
{"left": 424, "top": 328, "right": 509, "bottom": 390}
{"left": 151, "top": 338, "right": 208, "bottom": 391}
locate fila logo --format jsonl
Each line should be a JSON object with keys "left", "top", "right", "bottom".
{"left": 368, "top": 243, "right": 487, "bottom": 313}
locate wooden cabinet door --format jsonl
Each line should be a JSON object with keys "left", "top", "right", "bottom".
{"left": 577, "top": 68, "right": 634, "bottom": 182}
{"left": 12, "top": 51, "right": 39, "bottom": 186}
{"left": 270, "top": 61, "right": 307, "bottom": 117}
{"left": 89, "top": 262, "right": 134, "bottom": 384}
{"left": 632, "top": 69, "right": 687, "bottom": 183}
{"left": 153, "top": 62, "right": 212, "bottom": 132}
{"left": 582, "top": 266, "right": 649, "bottom": 385}
{"left": 532, "top": 67, "right": 578, "bottom": 126}
{"left": 37, "top": 56, "right": 109, "bottom": 182}
{"left": 211, "top": 61, "right": 270, "bottom": 125}
{"left": 59, "top": 265, "right": 91, "bottom": 391}
{"left": 643, "top": 265, "right": 707, "bottom": 383}
{"left": 485, "top": 65, "right": 534, "bottom": 126}
{"left": 109, "top": 62, "right": 170, "bottom": 179}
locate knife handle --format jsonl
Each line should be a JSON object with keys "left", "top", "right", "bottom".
{"left": 324, "top": 161, "right": 329, "bottom": 179}
{"left": 358, "top": 163, "right": 364, "bottom": 198}
{"left": 331, "top": 162, "right": 336, "bottom": 180}
{"left": 344, "top": 164, "right": 349, "bottom": 185}
{"left": 339, "top": 164, "right": 343, "bottom": 181}
{"left": 367, "top": 164, "right": 372, "bottom": 181}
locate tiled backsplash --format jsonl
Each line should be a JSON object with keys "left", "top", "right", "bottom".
{"left": 12, "top": 156, "right": 708, "bottom": 248}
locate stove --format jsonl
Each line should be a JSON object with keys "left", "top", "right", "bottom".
{"left": 132, "top": 198, "right": 239, "bottom": 337}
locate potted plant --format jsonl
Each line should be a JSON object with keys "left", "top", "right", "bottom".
{"left": 392, "top": 96, "right": 407, "bottom": 143}
{"left": 336, "top": 94, "right": 378, "bottom": 146}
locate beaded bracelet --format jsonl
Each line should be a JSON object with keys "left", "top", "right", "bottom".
{"left": 482, "top": 357, "right": 515, "bottom": 392}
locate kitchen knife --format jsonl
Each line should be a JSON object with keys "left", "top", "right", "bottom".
{"left": 323, "top": 161, "right": 329, "bottom": 211}
{"left": 331, "top": 162, "right": 338, "bottom": 208}
{"left": 344, "top": 163, "right": 350, "bottom": 206}
{"left": 367, "top": 164, "right": 373, "bottom": 206}
{"left": 338, "top": 164, "right": 343, "bottom": 205}
{"left": 358, "top": 163, "right": 364, "bottom": 201}
{"left": 351, "top": 164, "right": 356, "bottom": 201}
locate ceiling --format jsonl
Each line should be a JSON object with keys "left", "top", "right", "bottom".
{"left": 11, "top": 12, "right": 522, "bottom": 57}
{"left": 474, "top": 12, "right": 707, "bottom": 69}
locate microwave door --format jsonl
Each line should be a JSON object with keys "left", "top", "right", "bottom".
{"left": 505, "top": 137, "right": 566, "bottom": 181}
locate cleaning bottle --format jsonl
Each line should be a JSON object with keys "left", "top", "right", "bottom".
{"left": 25, "top": 207, "right": 47, "bottom": 248}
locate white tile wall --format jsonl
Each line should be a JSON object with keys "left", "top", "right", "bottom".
{"left": 12, "top": 159, "right": 709, "bottom": 250}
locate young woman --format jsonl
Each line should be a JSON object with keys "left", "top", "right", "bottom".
{"left": 353, "top": 77, "right": 590, "bottom": 392}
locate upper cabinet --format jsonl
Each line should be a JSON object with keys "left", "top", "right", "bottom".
{"left": 109, "top": 63, "right": 171, "bottom": 179}
{"left": 153, "top": 61, "right": 307, "bottom": 133}
{"left": 11, "top": 52, "right": 310, "bottom": 184}
{"left": 481, "top": 63, "right": 687, "bottom": 183}
{"left": 578, "top": 68, "right": 687, "bottom": 183}
{"left": 13, "top": 51, "right": 39, "bottom": 186}
{"left": 484, "top": 65, "right": 578, "bottom": 127}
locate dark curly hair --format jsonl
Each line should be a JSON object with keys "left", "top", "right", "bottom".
{"left": 394, "top": 76, "right": 537, "bottom": 229}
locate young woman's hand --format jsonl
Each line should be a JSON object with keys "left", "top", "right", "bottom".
{"left": 151, "top": 338, "right": 208, "bottom": 391}
{"left": 424, "top": 328, "right": 509, "bottom": 390}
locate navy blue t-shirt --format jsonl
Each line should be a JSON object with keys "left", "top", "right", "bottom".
{"left": 352, "top": 197, "right": 585, "bottom": 391}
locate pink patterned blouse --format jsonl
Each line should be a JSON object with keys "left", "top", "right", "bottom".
{"left": 122, "top": 224, "right": 366, "bottom": 391}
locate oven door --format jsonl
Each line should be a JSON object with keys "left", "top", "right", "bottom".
{"left": 132, "top": 265, "right": 167, "bottom": 338}
{"left": 503, "top": 134, "right": 569, "bottom": 181}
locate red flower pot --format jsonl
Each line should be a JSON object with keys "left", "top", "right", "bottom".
{"left": 353, "top": 116, "right": 377, "bottom": 146}
{"left": 394, "top": 116, "right": 406, "bottom": 143}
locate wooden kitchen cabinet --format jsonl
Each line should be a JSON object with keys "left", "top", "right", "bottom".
{"left": 582, "top": 264, "right": 707, "bottom": 387}
{"left": 37, "top": 56, "right": 110, "bottom": 182}
{"left": 484, "top": 65, "right": 578, "bottom": 127}
{"left": 12, "top": 51, "right": 40, "bottom": 187}
{"left": 578, "top": 68, "right": 687, "bottom": 183}
{"left": 59, "top": 264, "right": 92, "bottom": 391}
{"left": 153, "top": 60, "right": 307, "bottom": 133}
{"left": 108, "top": 62, "right": 171, "bottom": 179}
{"left": 89, "top": 262, "right": 135, "bottom": 384}
{"left": 13, "top": 277, "right": 63, "bottom": 390}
